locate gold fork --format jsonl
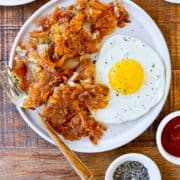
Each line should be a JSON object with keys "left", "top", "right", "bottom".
{"left": 0, "top": 63, "right": 93, "bottom": 180}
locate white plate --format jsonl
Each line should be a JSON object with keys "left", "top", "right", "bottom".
{"left": 0, "top": 0, "right": 35, "bottom": 6}
{"left": 9, "top": 0, "right": 171, "bottom": 153}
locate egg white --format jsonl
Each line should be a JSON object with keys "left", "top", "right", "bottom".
{"left": 94, "top": 35, "right": 166, "bottom": 124}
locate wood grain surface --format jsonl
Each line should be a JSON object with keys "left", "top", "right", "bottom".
{"left": 0, "top": 0, "right": 180, "bottom": 179}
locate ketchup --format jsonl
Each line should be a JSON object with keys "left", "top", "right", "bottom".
{"left": 161, "top": 116, "right": 180, "bottom": 157}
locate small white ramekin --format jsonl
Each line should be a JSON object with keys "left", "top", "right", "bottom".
{"left": 164, "top": 0, "right": 180, "bottom": 4}
{"left": 156, "top": 111, "right": 180, "bottom": 165}
{"left": 105, "top": 153, "right": 161, "bottom": 180}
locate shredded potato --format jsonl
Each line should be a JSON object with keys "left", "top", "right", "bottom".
{"left": 41, "top": 83, "right": 108, "bottom": 144}
{"left": 12, "top": 0, "right": 129, "bottom": 144}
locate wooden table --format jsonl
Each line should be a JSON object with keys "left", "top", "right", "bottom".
{"left": 0, "top": 0, "right": 179, "bottom": 179}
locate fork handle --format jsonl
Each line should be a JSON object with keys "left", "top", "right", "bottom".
{"left": 39, "top": 117, "right": 93, "bottom": 180}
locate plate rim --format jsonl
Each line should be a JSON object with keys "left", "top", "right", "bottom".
{"left": 0, "top": 0, "right": 35, "bottom": 6}
{"left": 9, "top": 0, "right": 171, "bottom": 153}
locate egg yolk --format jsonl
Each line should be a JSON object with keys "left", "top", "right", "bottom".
{"left": 109, "top": 59, "right": 144, "bottom": 95}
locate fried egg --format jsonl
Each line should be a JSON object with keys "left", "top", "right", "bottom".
{"left": 94, "top": 35, "right": 166, "bottom": 123}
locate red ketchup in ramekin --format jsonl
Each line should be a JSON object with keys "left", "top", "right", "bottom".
{"left": 161, "top": 116, "right": 180, "bottom": 157}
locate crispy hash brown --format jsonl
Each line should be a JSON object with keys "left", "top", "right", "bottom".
{"left": 12, "top": 0, "right": 129, "bottom": 144}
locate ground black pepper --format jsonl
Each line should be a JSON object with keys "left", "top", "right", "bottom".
{"left": 113, "top": 161, "right": 149, "bottom": 180}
